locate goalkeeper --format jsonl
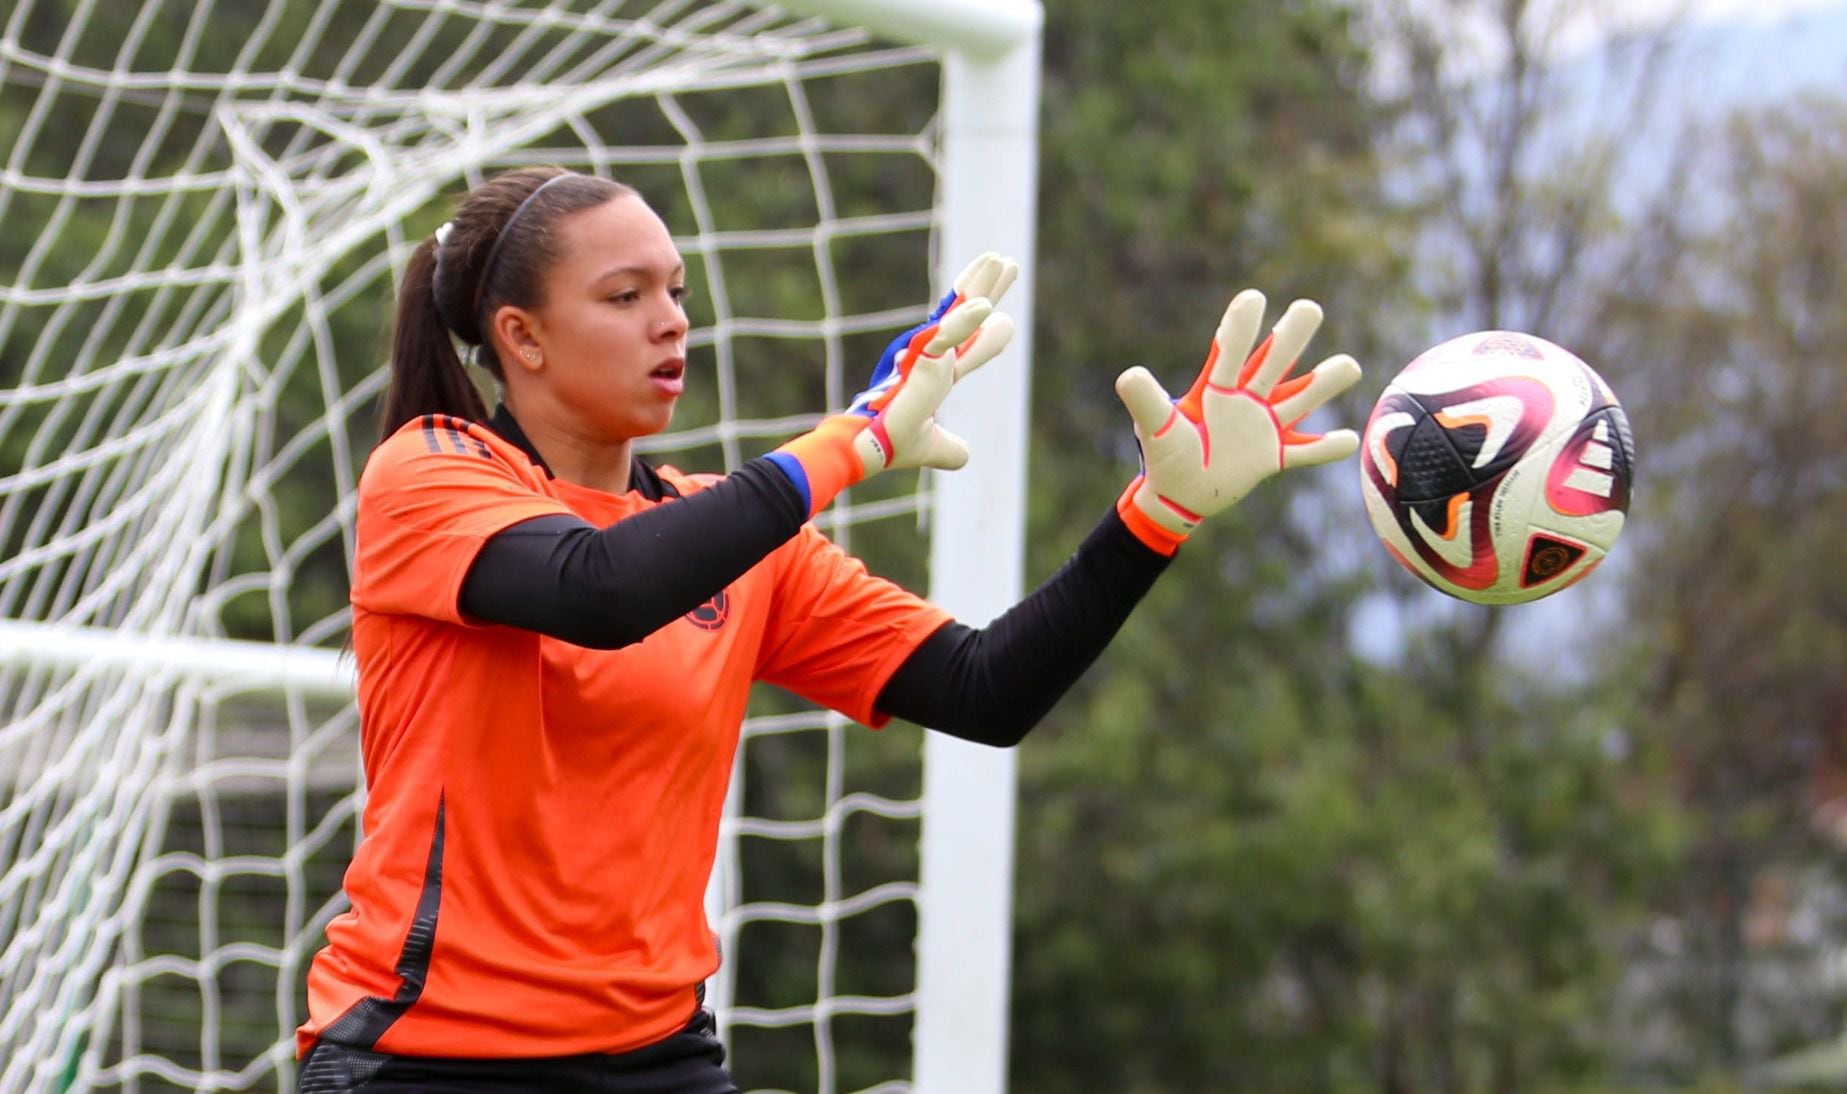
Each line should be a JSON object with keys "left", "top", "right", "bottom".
{"left": 297, "top": 167, "right": 1360, "bottom": 1092}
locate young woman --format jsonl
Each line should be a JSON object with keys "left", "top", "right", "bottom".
{"left": 296, "top": 167, "right": 1361, "bottom": 1092}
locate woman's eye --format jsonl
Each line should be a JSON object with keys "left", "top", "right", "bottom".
{"left": 670, "top": 285, "right": 691, "bottom": 304}
{"left": 610, "top": 290, "right": 639, "bottom": 305}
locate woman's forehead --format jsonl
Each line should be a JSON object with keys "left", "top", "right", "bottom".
{"left": 556, "top": 194, "right": 681, "bottom": 275}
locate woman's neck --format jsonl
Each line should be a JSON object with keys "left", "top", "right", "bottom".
{"left": 504, "top": 397, "right": 634, "bottom": 494}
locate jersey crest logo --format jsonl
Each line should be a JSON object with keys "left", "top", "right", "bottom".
{"left": 685, "top": 590, "right": 730, "bottom": 632}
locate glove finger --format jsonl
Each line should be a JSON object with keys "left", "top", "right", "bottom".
{"left": 880, "top": 345, "right": 955, "bottom": 437}
{"left": 922, "top": 254, "right": 991, "bottom": 324}
{"left": 1116, "top": 367, "right": 1179, "bottom": 439}
{"left": 918, "top": 425, "right": 972, "bottom": 471}
{"left": 1281, "top": 428, "right": 1360, "bottom": 469}
{"left": 985, "top": 257, "right": 1020, "bottom": 307}
{"left": 1269, "top": 354, "right": 1361, "bottom": 425}
{"left": 922, "top": 297, "right": 991, "bottom": 356}
{"left": 952, "top": 312, "right": 1016, "bottom": 382}
{"left": 1201, "top": 290, "right": 1268, "bottom": 394}
{"left": 952, "top": 252, "right": 1000, "bottom": 297}
{"left": 912, "top": 340, "right": 958, "bottom": 392}
{"left": 955, "top": 254, "right": 1019, "bottom": 306}
{"left": 1244, "top": 299, "right": 1322, "bottom": 399}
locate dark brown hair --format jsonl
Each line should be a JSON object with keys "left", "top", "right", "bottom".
{"left": 379, "top": 167, "right": 637, "bottom": 441}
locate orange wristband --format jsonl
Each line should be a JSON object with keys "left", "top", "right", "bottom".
{"left": 774, "top": 416, "right": 870, "bottom": 517}
{"left": 1115, "top": 479, "right": 1187, "bottom": 557}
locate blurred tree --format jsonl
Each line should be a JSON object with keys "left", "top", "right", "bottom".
{"left": 1352, "top": 1, "right": 1691, "bottom": 1087}
{"left": 1597, "top": 93, "right": 1847, "bottom": 1075}
{"left": 1013, "top": 5, "right": 1412, "bottom": 1085}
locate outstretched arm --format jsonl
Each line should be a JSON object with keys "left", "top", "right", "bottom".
{"left": 458, "top": 255, "right": 1018, "bottom": 648}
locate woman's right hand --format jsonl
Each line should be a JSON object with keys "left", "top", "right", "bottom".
{"left": 769, "top": 254, "right": 1017, "bottom": 516}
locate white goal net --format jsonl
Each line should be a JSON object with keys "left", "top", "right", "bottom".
{"left": 0, "top": 2, "right": 1039, "bottom": 1091}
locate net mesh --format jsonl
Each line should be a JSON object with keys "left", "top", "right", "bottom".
{"left": 0, "top": 2, "right": 955, "bottom": 1090}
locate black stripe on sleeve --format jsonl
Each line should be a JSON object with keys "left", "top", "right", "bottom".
{"left": 875, "top": 507, "right": 1173, "bottom": 747}
{"left": 443, "top": 415, "right": 494, "bottom": 459}
{"left": 437, "top": 420, "right": 471, "bottom": 456}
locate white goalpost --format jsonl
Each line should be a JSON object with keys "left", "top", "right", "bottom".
{"left": 0, "top": 2, "right": 1040, "bottom": 1091}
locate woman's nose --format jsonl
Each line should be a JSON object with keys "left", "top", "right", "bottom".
{"left": 655, "top": 298, "right": 688, "bottom": 340}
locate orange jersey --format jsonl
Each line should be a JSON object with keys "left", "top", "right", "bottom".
{"left": 300, "top": 415, "right": 950, "bottom": 1058}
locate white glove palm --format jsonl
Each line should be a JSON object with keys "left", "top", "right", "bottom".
{"left": 1116, "top": 289, "right": 1362, "bottom": 551}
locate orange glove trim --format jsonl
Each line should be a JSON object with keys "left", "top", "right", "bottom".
{"left": 1115, "top": 478, "right": 1187, "bottom": 557}
{"left": 775, "top": 415, "right": 869, "bottom": 517}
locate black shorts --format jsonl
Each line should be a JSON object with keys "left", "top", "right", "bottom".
{"left": 297, "top": 1010, "right": 738, "bottom": 1094}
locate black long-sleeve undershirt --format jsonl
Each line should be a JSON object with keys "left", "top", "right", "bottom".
{"left": 458, "top": 458, "right": 807, "bottom": 650}
{"left": 874, "top": 509, "right": 1170, "bottom": 745}
{"left": 459, "top": 459, "right": 1173, "bottom": 746}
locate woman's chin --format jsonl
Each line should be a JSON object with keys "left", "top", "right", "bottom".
{"left": 625, "top": 406, "right": 675, "bottom": 440}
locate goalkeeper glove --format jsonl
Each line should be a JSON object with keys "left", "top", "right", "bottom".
{"left": 770, "top": 253, "right": 1018, "bottom": 516}
{"left": 1115, "top": 289, "right": 1362, "bottom": 554}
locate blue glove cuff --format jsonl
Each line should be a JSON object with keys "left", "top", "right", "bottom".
{"left": 763, "top": 450, "right": 813, "bottom": 513}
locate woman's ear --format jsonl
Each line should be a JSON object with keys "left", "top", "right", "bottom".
{"left": 492, "top": 305, "right": 545, "bottom": 373}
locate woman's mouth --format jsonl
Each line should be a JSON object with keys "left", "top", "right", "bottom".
{"left": 650, "top": 358, "right": 685, "bottom": 396}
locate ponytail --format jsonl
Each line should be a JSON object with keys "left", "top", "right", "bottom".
{"left": 379, "top": 236, "right": 488, "bottom": 442}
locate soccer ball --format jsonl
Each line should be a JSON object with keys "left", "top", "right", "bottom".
{"left": 1358, "top": 330, "right": 1635, "bottom": 605}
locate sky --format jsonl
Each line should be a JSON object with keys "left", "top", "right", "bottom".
{"left": 1379, "top": 0, "right": 1847, "bottom": 86}
{"left": 1556, "top": 0, "right": 1847, "bottom": 73}
{"left": 1605, "top": 0, "right": 1841, "bottom": 27}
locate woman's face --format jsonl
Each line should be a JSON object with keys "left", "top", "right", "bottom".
{"left": 500, "top": 193, "right": 690, "bottom": 441}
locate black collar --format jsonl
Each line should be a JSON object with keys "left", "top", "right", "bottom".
{"left": 483, "top": 404, "right": 679, "bottom": 502}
